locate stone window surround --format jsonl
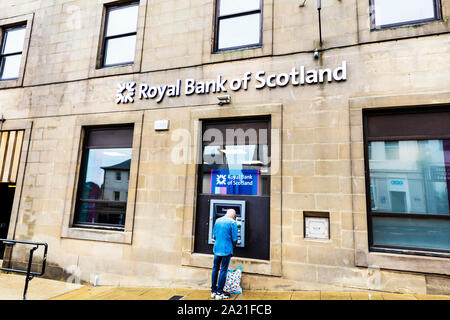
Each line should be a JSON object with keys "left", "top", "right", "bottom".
{"left": 0, "top": 13, "right": 33, "bottom": 90}
{"left": 88, "top": 0, "right": 148, "bottom": 79}
{"left": 349, "top": 91, "right": 450, "bottom": 276}
{"left": 357, "top": 0, "right": 450, "bottom": 43}
{"left": 181, "top": 103, "right": 282, "bottom": 277}
{"left": 60, "top": 112, "right": 144, "bottom": 244}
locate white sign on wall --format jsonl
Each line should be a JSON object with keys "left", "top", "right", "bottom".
{"left": 305, "top": 217, "right": 330, "bottom": 240}
{"left": 115, "top": 61, "right": 347, "bottom": 104}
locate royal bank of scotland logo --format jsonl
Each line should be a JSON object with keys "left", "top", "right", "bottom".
{"left": 116, "top": 82, "right": 136, "bottom": 104}
{"left": 216, "top": 174, "right": 227, "bottom": 185}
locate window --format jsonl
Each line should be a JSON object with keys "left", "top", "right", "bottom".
{"left": 214, "top": 0, "right": 263, "bottom": 52}
{"left": 370, "top": 0, "right": 441, "bottom": 29}
{"left": 198, "top": 119, "right": 270, "bottom": 196}
{"left": 74, "top": 126, "right": 133, "bottom": 230}
{"left": 115, "top": 171, "right": 121, "bottom": 181}
{"left": 364, "top": 108, "right": 450, "bottom": 256}
{"left": 0, "top": 25, "right": 26, "bottom": 80}
{"left": 101, "top": 2, "right": 139, "bottom": 67}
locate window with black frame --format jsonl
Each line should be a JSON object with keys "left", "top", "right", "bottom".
{"left": 364, "top": 108, "right": 450, "bottom": 256}
{"left": 101, "top": 2, "right": 139, "bottom": 67}
{"left": 0, "top": 25, "right": 26, "bottom": 80}
{"left": 370, "top": 0, "right": 441, "bottom": 29}
{"left": 214, "top": 0, "right": 263, "bottom": 52}
{"left": 74, "top": 126, "right": 133, "bottom": 230}
{"left": 199, "top": 119, "right": 271, "bottom": 197}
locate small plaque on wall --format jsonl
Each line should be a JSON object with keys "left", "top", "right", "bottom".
{"left": 304, "top": 212, "right": 330, "bottom": 240}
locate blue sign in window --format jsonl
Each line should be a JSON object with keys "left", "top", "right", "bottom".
{"left": 210, "top": 169, "right": 259, "bottom": 196}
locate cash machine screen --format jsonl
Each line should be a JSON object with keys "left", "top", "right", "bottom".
{"left": 208, "top": 199, "right": 246, "bottom": 248}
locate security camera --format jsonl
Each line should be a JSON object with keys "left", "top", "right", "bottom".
{"left": 217, "top": 95, "right": 231, "bottom": 106}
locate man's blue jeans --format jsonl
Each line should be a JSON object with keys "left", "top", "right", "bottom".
{"left": 211, "top": 254, "right": 231, "bottom": 294}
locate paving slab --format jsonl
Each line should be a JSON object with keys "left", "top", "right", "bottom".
{"left": 381, "top": 293, "right": 417, "bottom": 300}
{"left": 414, "top": 294, "right": 450, "bottom": 300}
{"left": 264, "top": 290, "right": 293, "bottom": 300}
{"left": 321, "top": 291, "right": 352, "bottom": 300}
{"left": 51, "top": 286, "right": 112, "bottom": 300}
{"left": 234, "top": 290, "right": 267, "bottom": 300}
{"left": 350, "top": 292, "right": 384, "bottom": 300}
{"left": 291, "top": 291, "right": 321, "bottom": 300}
{"left": 183, "top": 289, "right": 212, "bottom": 300}
{"left": 0, "top": 273, "right": 83, "bottom": 300}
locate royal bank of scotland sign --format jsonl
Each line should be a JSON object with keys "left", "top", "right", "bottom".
{"left": 115, "top": 61, "right": 347, "bottom": 104}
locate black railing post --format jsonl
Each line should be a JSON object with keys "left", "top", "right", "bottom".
{"left": 23, "top": 246, "right": 38, "bottom": 300}
{"left": 0, "top": 239, "right": 48, "bottom": 300}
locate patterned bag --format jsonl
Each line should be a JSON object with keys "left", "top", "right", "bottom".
{"left": 223, "top": 265, "right": 243, "bottom": 294}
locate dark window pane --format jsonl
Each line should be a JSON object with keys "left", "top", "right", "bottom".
{"left": 87, "top": 127, "right": 133, "bottom": 148}
{"left": 372, "top": 216, "right": 450, "bottom": 251}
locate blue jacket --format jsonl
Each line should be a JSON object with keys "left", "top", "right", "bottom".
{"left": 213, "top": 215, "right": 238, "bottom": 256}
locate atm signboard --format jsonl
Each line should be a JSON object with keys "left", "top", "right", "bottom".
{"left": 210, "top": 169, "right": 259, "bottom": 196}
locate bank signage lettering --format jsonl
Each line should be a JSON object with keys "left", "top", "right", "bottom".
{"left": 115, "top": 61, "right": 347, "bottom": 104}
{"left": 210, "top": 169, "right": 259, "bottom": 196}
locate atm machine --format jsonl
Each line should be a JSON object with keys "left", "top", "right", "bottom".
{"left": 208, "top": 199, "right": 246, "bottom": 248}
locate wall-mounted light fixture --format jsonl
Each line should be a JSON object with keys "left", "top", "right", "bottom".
{"left": 217, "top": 95, "right": 231, "bottom": 106}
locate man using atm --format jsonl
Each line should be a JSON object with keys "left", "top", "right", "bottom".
{"left": 210, "top": 208, "right": 238, "bottom": 300}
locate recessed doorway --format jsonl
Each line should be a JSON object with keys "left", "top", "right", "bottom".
{"left": 0, "top": 183, "right": 15, "bottom": 260}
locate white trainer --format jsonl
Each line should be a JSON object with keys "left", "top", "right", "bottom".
{"left": 215, "top": 293, "right": 224, "bottom": 300}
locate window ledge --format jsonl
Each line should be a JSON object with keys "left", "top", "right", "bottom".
{"left": 182, "top": 252, "right": 281, "bottom": 276}
{"left": 61, "top": 227, "right": 132, "bottom": 244}
{"left": 356, "top": 250, "right": 450, "bottom": 275}
{"left": 213, "top": 45, "right": 263, "bottom": 54}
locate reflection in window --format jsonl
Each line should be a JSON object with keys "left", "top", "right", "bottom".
{"left": 368, "top": 139, "right": 450, "bottom": 252}
{"left": 371, "top": 0, "right": 441, "bottom": 29}
{"left": 74, "top": 127, "right": 133, "bottom": 229}
{"left": 0, "top": 25, "right": 26, "bottom": 80}
{"left": 384, "top": 141, "right": 399, "bottom": 160}
{"left": 369, "top": 140, "right": 450, "bottom": 215}
{"left": 215, "top": 0, "right": 262, "bottom": 52}
{"left": 199, "top": 120, "right": 270, "bottom": 196}
{"left": 102, "top": 2, "right": 139, "bottom": 67}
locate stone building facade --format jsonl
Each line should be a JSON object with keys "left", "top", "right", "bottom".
{"left": 0, "top": 0, "right": 449, "bottom": 294}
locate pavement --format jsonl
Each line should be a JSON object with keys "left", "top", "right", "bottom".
{"left": 1, "top": 273, "right": 449, "bottom": 300}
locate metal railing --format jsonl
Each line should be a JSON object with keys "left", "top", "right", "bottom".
{"left": 0, "top": 239, "right": 48, "bottom": 300}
